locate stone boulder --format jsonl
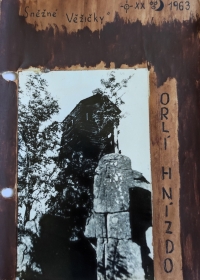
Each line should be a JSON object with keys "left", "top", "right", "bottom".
{"left": 84, "top": 213, "right": 106, "bottom": 239}
{"left": 107, "top": 212, "right": 131, "bottom": 239}
{"left": 93, "top": 154, "right": 135, "bottom": 213}
{"left": 85, "top": 153, "right": 152, "bottom": 280}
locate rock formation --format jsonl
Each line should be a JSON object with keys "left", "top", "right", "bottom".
{"left": 84, "top": 153, "right": 153, "bottom": 280}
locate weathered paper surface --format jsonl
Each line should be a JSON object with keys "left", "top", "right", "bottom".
{"left": 150, "top": 74, "right": 183, "bottom": 280}
{"left": 17, "top": 1, "right": 184, "bottom": 278}
{"left": 19, "top": 0, "right": 200, "bottom": 32}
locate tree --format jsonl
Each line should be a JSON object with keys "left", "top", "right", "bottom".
{"left": 17, "top": 73, "right": 61, "bottom": 274}
{"left": 92, "top": 71, "right": 133, "bottom": 131}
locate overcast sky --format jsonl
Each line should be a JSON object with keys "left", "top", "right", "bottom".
{"left": 19, "top": 68, "right": 151, "bottom": 182}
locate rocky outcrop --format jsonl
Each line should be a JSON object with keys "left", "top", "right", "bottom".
{"left": 84, "top": 154, "right": 153, "bottom": 280}
{"left": 93, "top": 154, "right": 151, "bottom": 212}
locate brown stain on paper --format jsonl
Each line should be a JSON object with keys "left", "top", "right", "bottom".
{"left": 24, "top": 61, "right": 147, "bottom": 72}
{"left": 150, "top": 73, "right": 182, "bottom": 280}
{"left": 18, "top": 0, "right": 200, "bottom": 32}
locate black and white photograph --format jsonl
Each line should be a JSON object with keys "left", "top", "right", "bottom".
{"left": 17, "top": 69, "right": 153, "bottom": 280}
